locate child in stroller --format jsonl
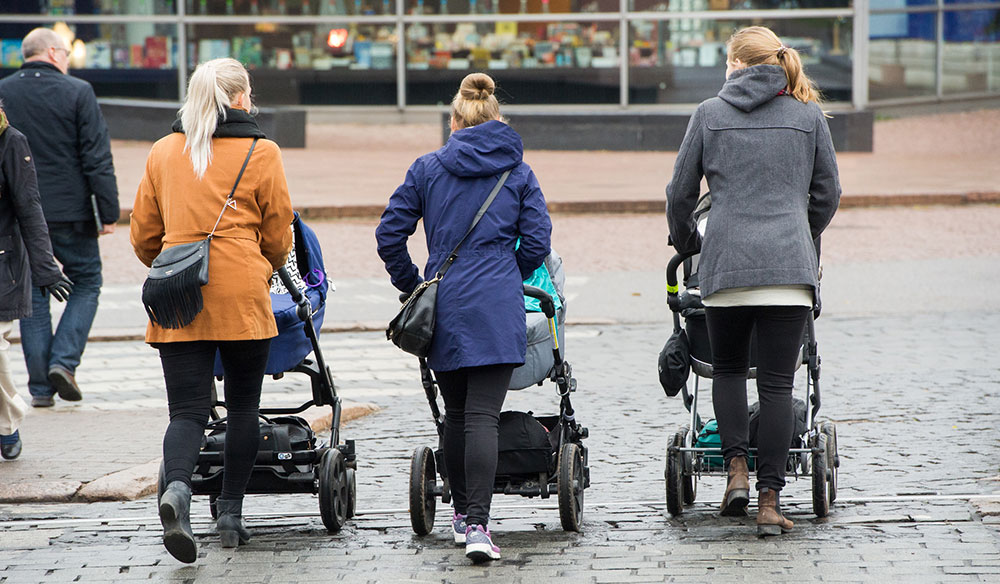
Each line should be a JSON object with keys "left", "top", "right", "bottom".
{"left": 158, "top": 214, "right": 358, "bottom": 536}
{"left": 660, "top": 194, "right": 840, "bottom": 521}
{"left": 409, "top": 250, "right": 591, "bottom": 537}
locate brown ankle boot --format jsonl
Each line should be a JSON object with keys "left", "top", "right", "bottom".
{"left": 720, "top": 456, "right": 750, "bottom": 516}
{"left": 756, "top": 488, "right": 793, "bottom": 536}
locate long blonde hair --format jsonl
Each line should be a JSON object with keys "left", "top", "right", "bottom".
{"left": 727, "top": 26, "right": 821, "bottom": 105}
{"left": 179, "top": 58, "right": 251, "bottom": 179}
{"left": 450, "top": 73, "right": 502, "bottom": 130}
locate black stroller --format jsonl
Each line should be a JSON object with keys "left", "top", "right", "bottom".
{"left": 661, "top": 216, "right": 839, "bottom": 519}
{"left": 408, "top": 252, "right": 591, "bottom": 533}
{"left": 157, "top": 215, "right": 357, "bottom": 534}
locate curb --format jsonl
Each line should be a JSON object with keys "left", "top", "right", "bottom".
{"left": 0, "top": 402, "right": 380, "bottom": 504}
{"left": 114, "top": 192, "right": 1000, "bottom": 223}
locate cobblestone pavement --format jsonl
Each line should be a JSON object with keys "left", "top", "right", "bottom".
{"left": 2, "top": 311, "right": 998, "bottom": 582}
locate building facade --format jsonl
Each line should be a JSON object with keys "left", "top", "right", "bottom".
{"left": 1, "top": 0, "right": 997, "bottom": 109}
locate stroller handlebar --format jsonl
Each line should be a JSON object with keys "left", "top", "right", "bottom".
{"left": 277, "top": 266, "right": 312, "bottom": 322}
{"left": 665, "top": 251, "right": 699, "bottom": 312}
{"left": 523, "top": 285, "right": 557, "bottom": 319}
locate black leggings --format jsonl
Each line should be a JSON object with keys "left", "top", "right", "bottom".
{"left": 705, "top": 306, "right": 809, "bottom": 492}
{"left": 435, "top": 364, "right": 514, "bottom": 527}
{"left": 157, "top": 339, "right": 271, "bottom": 500}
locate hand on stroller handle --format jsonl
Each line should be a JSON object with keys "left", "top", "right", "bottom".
{"left": 277, "top": 266, "right": 312, "bottom": 322}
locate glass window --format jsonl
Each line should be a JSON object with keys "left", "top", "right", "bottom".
{"left": 404, "top": 0, "right": 615, "bottom": 16}
{"left": 630, "top": 0, "right": 852, "bottom": 13}
{"left": 0, "top": 0, "right": 178, "bottom": 16}
{"left": 942, "top": 9, "right": 1000, "bottom": 94}
{"left": 188, "top": 23, "right": 398, "bottom": 104}
{"left": 405, "top": 20, "right": 620, "bottom": 104}
{"left": 185, "top": 0, "right": 396, "bottom": 16}
{"left": 629, "top": 17, "right": 853, "bottom": 104}
{"left": 869, "top": 12, "right": 936, "bottom": 100}
{"left": 0, "top": 20, "right": 180, "bottom": 100}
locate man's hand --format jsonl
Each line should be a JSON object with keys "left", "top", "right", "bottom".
{"left": 99, "top": 223, "right": 116, "bottom": 235}
{"left": 44, "top": 275, "right": 74, "bottom": 302}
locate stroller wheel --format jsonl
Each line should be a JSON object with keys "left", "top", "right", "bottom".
{"left": 820, "top": 421, "right": 839, "bottom": 503}
{"left": 409, "top": 446, "right": 437, "bottom": 536}
{"left": 811, "top": 433, "right": 830, "bottom": 518}
{"left": 557, "top": 442, "right": 585, "bottom": 532}
{"left": 345, "top": 468, "right": 357, "bottom": 519}
{"left": 680, "top": 427, "right": 697, "bottom": 505}
{"left": 665, "top": 431, "right": 685, "bottom": 517}
{"left": 319, "top": 448, "right": 349, "bottom": 533}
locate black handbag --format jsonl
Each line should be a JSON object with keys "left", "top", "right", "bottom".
{"left": 386, "top": 169, "right": 511, "bottom": 357}
{"left": 141, "top": 138, "right": 258, "bottom": 329}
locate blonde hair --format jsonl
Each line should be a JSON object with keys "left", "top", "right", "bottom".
{"left": 450, "top": 73, "right": 501, "bottom": 130}
{"left": 727, "top": 26, "right": 821, "bottom": 105}
{"left": 179, "top": 58, "right": 251, "bottom": 179}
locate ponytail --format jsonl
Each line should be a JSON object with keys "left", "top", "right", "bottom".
{"left": 178, "top": 58, "right": 251, "bottom": 179}
{"left": 450, "top": 72, "right": 502, "bottom": 130}
{"left": 728, "top": 26, "right": 822, "bottom": 106}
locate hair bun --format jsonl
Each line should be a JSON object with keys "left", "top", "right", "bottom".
{"left": 459, "top": 73, "right": 495, "bottom": 101}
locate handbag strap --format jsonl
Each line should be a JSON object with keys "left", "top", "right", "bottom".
{"left": 435, "top": 168, "right": 512, "bottom": 278}
{"left": 208, "top": 137, "right": 259, "bottom": 239}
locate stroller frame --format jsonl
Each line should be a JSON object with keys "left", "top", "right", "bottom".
{"left": 663, "top": 251, "right": 840, "bottom": 518}
{"left": 408, "top": 285, "right": 591, "bottom": 534}
{"left": 157, "top": 267, "right": 357, "bottom": 534}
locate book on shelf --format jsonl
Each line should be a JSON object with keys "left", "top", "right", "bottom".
{"left": 85, "top": 40, "right": 112, "bottom": 69}
{"left": 198, "top": 39, "right": 231, "bottom": 63}
{"left": 143, "top": 36, "right": 170, "bottom": 69}
{"left": 233, "top": 37, "right": 263, "bottom": 68}
{"left": 1, "top": 40, "right": 22, "bottom": 68}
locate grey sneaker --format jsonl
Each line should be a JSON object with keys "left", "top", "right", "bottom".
{"left": 452, "top": 512, "right": 467, "bottom": 544}
{"left": 31, "top": 395, "right": 55, "bottom": 408}
{"left": 465, "top": 524, "right": 500, "bottom": 563}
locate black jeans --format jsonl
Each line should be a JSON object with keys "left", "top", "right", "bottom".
{"left": 705, "top": 306, "right": 809, "bottom": 492}
{"left": 157, "top": 339, "right": 271, "bottom": 500}
{"left": 435, "top": 364, "right": 514, "bottom": 528}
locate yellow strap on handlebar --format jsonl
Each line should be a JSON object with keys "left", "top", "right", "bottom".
{"left": 666, "top": 282, "right": 679, "bottom": 294}
{"left": 549, "top": 318, "right": 559, "bottom": 350}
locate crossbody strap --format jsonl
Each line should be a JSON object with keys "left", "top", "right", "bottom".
{"left": 435, "top": 168, "right": 512, "bottom": 279}
{"left": 208, "top": 137, "right": 259, "bottom": 238}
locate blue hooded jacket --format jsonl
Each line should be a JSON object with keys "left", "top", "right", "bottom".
{"left": 376, "top": 120, "right": 552, "bottom": 372}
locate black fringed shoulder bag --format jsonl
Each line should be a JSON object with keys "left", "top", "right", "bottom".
{"left": 141, "top": 138, "right": 258, "bottom": 329}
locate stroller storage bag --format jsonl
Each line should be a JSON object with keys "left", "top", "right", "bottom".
{"left": 496, "top": 411, "right": 557, "bottom": 476}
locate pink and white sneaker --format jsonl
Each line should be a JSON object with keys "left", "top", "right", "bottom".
{"left": 465, "top": 524, "right": 500, "bottom": 563}
{"left": 452, "top": 512, "right": 467, "bottom": 544}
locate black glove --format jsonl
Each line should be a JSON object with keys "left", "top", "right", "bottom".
{"left": 44, "top": 275, "right": 73, "bottom": 302}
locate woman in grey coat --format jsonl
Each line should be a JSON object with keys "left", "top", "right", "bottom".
{"left": 666, "top": 26, "right": 841, "bottom": 536}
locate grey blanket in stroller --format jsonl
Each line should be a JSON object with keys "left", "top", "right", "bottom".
{"left": 509, "top": 251, "right": 566, "bottom": 391}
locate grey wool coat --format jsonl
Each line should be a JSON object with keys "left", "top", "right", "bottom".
{"left": 666, "top": 64, "right": 841, "bottom": 299}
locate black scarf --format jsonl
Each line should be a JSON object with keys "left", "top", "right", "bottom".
{"left": 171, "top": 107, "right": 267, "bottom": 138}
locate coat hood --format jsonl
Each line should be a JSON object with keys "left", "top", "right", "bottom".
{"left": 718, "top": 65, "right": 789, "bottom": 113}
{"left": 435, "top": 120, "right": 523, "bottom": 178}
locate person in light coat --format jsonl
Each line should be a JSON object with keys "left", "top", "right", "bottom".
{"left": 130, "top": 58, "right": 293, "bottom": 563}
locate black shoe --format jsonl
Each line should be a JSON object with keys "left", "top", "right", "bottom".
{"left": 0, "top": 431, "right": 21, "bottom": 460}
{"left": 48, "top": 366, "right": 82, "bottom": 402}
{"left": 216, "top": 497, "right": 252, "bottom": 547}
{"left": 31, "top": 395, "right": 55, "bottom": 408}
{"left": 160, "top": 482, "right": 197, "bottom": 563}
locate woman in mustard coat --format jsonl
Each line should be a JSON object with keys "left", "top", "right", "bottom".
{"left": 130, "top": 58, "right": 293, "bottom": 563}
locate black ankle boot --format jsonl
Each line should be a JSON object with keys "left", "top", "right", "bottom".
{"left": 159, "top": 482, "right": 197, "bottom": 563}
{"left": 216, "top": 497, "right": 251, "bottom": 547}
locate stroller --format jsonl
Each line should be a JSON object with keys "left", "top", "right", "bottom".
{"left": 157, "top": 214, "right": 357, "bottom": 534}
{"left": 408, "top": 251, "right": 591, "bottom": 534}
{"left": 661, "top": 198, "right": 839, "bottom": 518}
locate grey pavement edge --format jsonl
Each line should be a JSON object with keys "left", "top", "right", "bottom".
{"left": 0, "top": 403, "right": 379, "bottom": 505}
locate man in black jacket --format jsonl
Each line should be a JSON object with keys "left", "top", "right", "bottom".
{"left": 0, "top": 103, "right": 72, "bottom": 458}
{"left": 0, "top": 27, "right": 119, "bottom": 407}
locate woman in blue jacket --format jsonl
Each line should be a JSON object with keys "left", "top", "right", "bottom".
{"left": 376, "top": 73, "right": 551, "bottom": 563}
